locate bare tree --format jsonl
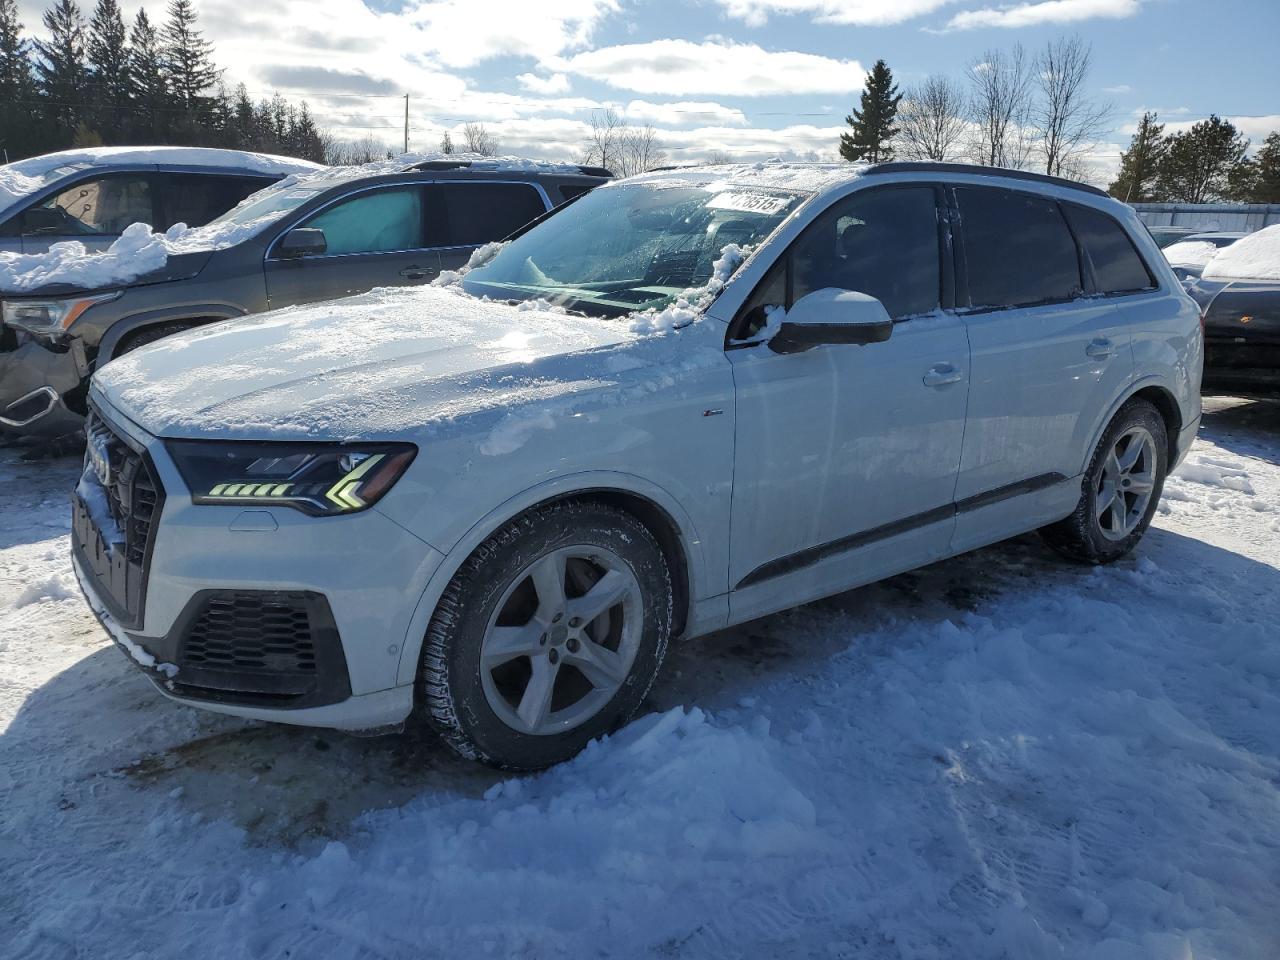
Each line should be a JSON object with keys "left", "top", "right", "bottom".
{"left": 323, "top": 134, "right": 394, "bottom": 165}
{"left": 462, "top": 122, "right": 499, "bottom": 156}
{"left": 1032, "top": 36, "right": 1112, "bottom": 178}
{"left": 967, "top": 45, "right": 1034, "bottom": 168}
{"left": 896, "top": 75, "right": 968, "bottom": 162}
{"left": 619, "top": 124, "right": 667, "bottom": 177}
{"left": 581, "top": 107, "right": 625, "bottom": 173}
{"left": 705, "top": 150, "right": 735, "bottom": 164}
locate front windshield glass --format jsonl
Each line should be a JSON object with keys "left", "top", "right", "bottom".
{"left": 206, "top": 182, "right": 323, "bottom": 229}
{"left": 462, "top": 181, "right": 803, "bottom": 318}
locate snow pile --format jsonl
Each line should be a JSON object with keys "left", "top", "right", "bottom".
{"left": 630, "top": 158, "right": 864, "bottom": 194}
{"left": 430, "top": 239, "right": 506, "bottom": 286}
{"left": 629, "top": 242, "right": 750, "bottom": 333}
{"left": 1163, "top": 239, "right": 1219, "bottom": 272}
{"left": 0, "top": 222, "right": 173, "bottom": 292}
{"left": 1203, "top": 224, "right": 1280, "bottom": 280}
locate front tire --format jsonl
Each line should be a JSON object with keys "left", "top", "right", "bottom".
{"left": 418, "top": 501, "right": 672, "bottom": 769}
{"left": 1040, "top": 398, "right": 1168, "bottom": 564}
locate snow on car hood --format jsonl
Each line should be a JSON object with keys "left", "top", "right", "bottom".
{"left": 92, "top": 285, "right": 657, "bottom": 441}
{"left": 1202, "top": 224, "right": 1280, "bottom": 281}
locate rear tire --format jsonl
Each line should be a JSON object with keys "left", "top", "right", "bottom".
{"left": 418, "top": 500, "right": 672, "bottom": 770}
{"left": 1039, "top": 398, "right": 1168, "bottom": 564}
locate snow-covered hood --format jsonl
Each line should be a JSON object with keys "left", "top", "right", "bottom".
{"left": 92, "top": 285, "right": 650, "bottom": 441}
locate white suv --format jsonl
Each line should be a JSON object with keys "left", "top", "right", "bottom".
{"left": 75, "top": 162, "right": 1203, "bottom": 769}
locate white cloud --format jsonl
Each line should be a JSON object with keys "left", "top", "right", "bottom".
{"left": 621, "top": 100, "right": 748, "bottom": 126}
{"left": 404, "top": 0, "right": 618, "bottom": 68}
{"left": 717, "top": 0, "right": 953, "bottom": 27}
{"left": 946, "top": 0, "right": 1140, "bottom": 30}
{"left": 1102, "top": 84, "right": 1132, "bottom": 94}
{"left": 518, "top": 73, "right": 573, "bottom": 95}
{"left": 550, "top": 39, "right": 863, "bottom": 96}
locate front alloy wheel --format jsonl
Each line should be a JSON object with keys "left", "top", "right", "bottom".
{"left": 419, "top": 501, "right": 672, "bottom": 769}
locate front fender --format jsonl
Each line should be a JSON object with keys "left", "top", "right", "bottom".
{"left": 390, "top": 469, "right": 715, "bottom": 688}
{"left": 97, "top": 304, "right": 247, "bottom": 364}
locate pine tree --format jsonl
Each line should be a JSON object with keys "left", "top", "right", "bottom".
{"left": 128, "top": 9, "right": 166, "bottom": 139}
{"left": 161, "top": 0, "right": 217, "bottom": 109}
{"left": 839, "top": 59, "right": 901, "bottom": 163}
{"left": 440, "top": 130, "right": 454, "bottom": 154}
{"left": 87, "top": 0, "right": 129, "bottom": 135}
{"left": 1229, "top": 131, "right": 1280, "bottom": 203}
{"left": 1155, "top": 116, "right": 1250, "bottom": 204}
{"left": 1108, "top": 112, "right": 1165, "bottom": 202}
{"left": 35, "top": 0, "right": 89, "bottom": 136}
{"left": 0, "top": 0, "right": 41, "bottom": 158}
{"left": 292, "top": 102, "right": 323, "bottom": 162}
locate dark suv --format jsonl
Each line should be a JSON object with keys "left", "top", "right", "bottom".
{"left": 0, "top": 159, "right": 610, "bottom": 439}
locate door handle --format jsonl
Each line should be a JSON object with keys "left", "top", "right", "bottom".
{"left": 923, "top": 363, "right": 964, "bottom": 387}
{"left": 1085, "top": 338, "right": 1114, "bottom": 359}
{"left": 399, "top": 266, "right": 430, "bottom": 280}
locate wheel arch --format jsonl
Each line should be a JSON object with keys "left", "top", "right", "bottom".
{"left": 394, "top": 473, "right": 705, "bottom": 688}
{"left": 97, "top": 306, "right": 246, "bottom": 364}
{"left": 1080, "top": 377, "right": 1184, "bottom": 475}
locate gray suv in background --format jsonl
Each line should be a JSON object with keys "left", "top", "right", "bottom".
{"left": 0, "top": 159, "right": 610, "bottom": 440}
{"left": 0, "top": 146, "right": 322, "bottom": 255}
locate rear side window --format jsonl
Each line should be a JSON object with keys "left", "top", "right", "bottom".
{"left": 1062, "top": 204, "right": 1155, "bottom": 294}
{"left": 956, "top": 187, "right": 1082, "bottom": 309}
{"left": 28, "top": 174, "right": 154, "bottom": 236}
{"left": 438, "top": 182, "right": 547, "bottom": 246}
{"left": 303, "top": 186, "right": 424, "bottom": 255}
{"left": 790, "top": 185, "right": 942, "bottom": 319}
{"left": 160, "top": 174, "right": 275, "bottom": 228}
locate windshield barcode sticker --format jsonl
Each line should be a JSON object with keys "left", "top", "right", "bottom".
{"left": 706, "top": 192, "right": 792, "bottom": 215}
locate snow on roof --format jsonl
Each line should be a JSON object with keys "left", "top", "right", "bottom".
{"left": 1164, "top": 240, "right": 1220, "bottom": 271}
{"left": 1202, "top": 225, "right": 1280, "bottom": 282}
{"left": 626, "top": 160, "right": 865, "bottom": 194}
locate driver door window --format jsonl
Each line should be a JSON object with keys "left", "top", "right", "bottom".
{"left": 26, "top": 175, "right": 155, "bottom": 236}
{"left": 302, "top": 187, "right": 425, "bottom": 256}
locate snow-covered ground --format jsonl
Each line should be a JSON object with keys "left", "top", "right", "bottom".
{"left": 2, "top": 397, "right": 1278, "bottom": 960}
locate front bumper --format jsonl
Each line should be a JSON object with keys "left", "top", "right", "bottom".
{"left": 73, "top": 403, "right": 444, "bottom": 730}
{"left": 0, "top": 336, "right": 89, "bottom": 438}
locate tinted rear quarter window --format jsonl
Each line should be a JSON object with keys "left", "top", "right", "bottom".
{"left": 161, "top": 174, "right": 275, "bottom": 228}
{"left": 439, "top": 182, "right": 547, "bottom": 246}
{"left": 956, "top": 187, "right": 1082, "bottom": 309}
{"left": 1061, "top": 203, "right": 1155, "bottom": 294}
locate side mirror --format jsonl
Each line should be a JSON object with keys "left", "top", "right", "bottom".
{"left": 21, "top": 207, "right": 65, "bottom": 235}
{"left": 769, "top": 288, "right": 894, "bottom": 355}
{"left": 277, "top": 227, "right": 327, "bottom": 259}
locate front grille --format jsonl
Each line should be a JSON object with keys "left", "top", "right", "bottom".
{"left": 183, "top": 593, "right": 318, "bottom": 676}
{"left": 73, "top": 410, "right": 164, "bottom": 628}
{"left": 85, "top": 413, "right": 161, "bottom": 564}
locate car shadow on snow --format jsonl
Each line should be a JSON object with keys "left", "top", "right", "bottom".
{"left": 11, "top": 514, "right": 1272, "bottom": 857}
{"left": 1200, "top": 395, "right": 1280, "bottom": 465}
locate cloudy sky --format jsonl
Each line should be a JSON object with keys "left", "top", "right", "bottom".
{"left": 16, "top": 0, "right": 1280, "bottom": 181}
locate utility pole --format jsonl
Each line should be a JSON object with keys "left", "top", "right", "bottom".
{"left": 404, "top": 95, "right": 410, "bottom": 154}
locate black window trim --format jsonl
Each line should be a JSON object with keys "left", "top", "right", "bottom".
{"left": 950, "top": 183, "right": 1087, "bottom": 315}
{"left": 726, "top": 180, "right": 955, "bottom": 346}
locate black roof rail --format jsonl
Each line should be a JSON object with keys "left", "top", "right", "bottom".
{"left": 865, "top": 161, "right": 1108, "bottom": 198}
{"left": 405, "top": 159, "right": 473, "bottom": 171}
{"left": 576, "top": 165, "right": 614, "bottom": 178}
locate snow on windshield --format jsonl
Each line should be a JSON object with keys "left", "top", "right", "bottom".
{"left": 1202, "top": 224, "right": 1280, "bottom": 281}
{"left": 460, "top": 180, "right": 799, "bottom": 319}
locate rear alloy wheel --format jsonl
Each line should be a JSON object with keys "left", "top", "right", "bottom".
{"left": 1040, "top": 398, "right": 1168, "bottom": 564}
{"left": 419, "top": 501, "right": 672, "bottom": 769}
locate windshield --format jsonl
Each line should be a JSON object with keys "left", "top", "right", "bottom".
{"left": 206, "top": 182, "right": 323, "bottom": 229}
{"left": 461, "top": 181, "right": 803, "bottom": 318}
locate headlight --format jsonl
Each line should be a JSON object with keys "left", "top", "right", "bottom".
{"left": 167, "top": 441, "right": 417, "bottom": 516}
{"left": 2, "top": 291, "right": 120, "bottom": 336}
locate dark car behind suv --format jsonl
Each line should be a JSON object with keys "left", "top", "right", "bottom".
{"left": 0, "top": 157, "right": 610, "bottom": 440}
